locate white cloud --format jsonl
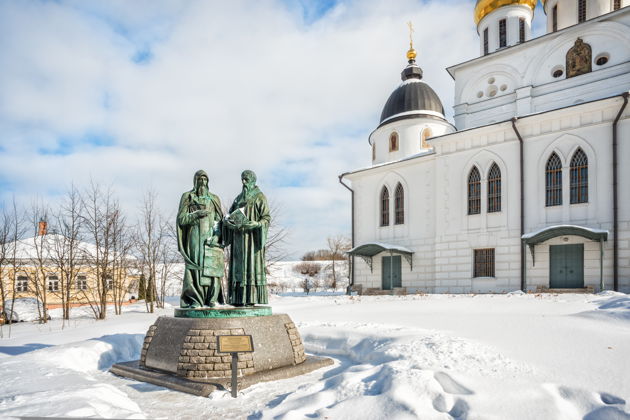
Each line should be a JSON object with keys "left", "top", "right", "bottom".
{"left": 0, "top": 0, "right": 478, "bottom": 258}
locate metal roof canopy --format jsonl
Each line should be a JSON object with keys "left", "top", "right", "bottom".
{"left": 347, "top": 242, "right": 414, "bottom": 273}
{"left": 522, "top": 225, "right": 608, "bottom": 247}
{"left": 521, "top": 225, "right": 608, "bottom": 290}
{"left": 522, "top": 226, "right": 608, "bottom": 265}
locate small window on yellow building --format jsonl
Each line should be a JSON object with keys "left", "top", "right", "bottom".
{"left": 16, "top": 275, "right": 28, "bottom": 292}
{"left": 48, "top": 275, "right": 59, "bottom": 292}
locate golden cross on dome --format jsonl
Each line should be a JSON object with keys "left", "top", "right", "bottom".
{"left": 406, "top": 21, "right": 416, "bottom": 61}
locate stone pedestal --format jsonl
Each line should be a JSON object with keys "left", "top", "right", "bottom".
{"left": 111, "top": 310, "right": 333, "bottom": 396}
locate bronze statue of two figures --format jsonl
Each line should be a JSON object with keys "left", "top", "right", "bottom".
{"left": 177, "top": 169, "right": 270, "bottom": 308}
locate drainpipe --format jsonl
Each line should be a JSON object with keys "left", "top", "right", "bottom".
{"left": 339, "top": 174, "right": 355, "bottom": 294}
{"left": 613, "top": 92, "right": 629, "bottom": 292}
{"left": 511, "top": 117, "right": 526, "bottom": 292}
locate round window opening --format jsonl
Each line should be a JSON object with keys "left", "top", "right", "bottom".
{"left": 477, "top": 91, "right": 483, "bottom": 98}
{"left": 552, "top": 69, "right": 563, "bottom": 78}
{"left": 595, "top": 54, "right": 609, "bottom": 66}
{"left": 487, "top": 77, "right": 495, "bottom": 84}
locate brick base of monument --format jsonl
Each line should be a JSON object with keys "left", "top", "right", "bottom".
{"left": 110, "top": 313, "right": 333, "bottom": 396}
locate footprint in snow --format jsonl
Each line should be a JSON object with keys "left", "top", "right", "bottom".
{"left": 434, "top": 371, "right": 473, "bottom": 395}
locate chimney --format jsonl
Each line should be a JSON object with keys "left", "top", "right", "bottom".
{"left": 38, "top": 220, "right": 47, "bottom": 236}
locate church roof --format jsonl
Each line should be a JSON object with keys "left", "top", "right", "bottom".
{"left": 378, "top": 58, "right": 445, "bottom": 127}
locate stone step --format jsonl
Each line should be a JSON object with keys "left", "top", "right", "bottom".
{"left": 536, "top": 286, "right": 594, "bottom": 294}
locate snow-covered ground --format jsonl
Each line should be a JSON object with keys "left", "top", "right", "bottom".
{"left": 0, "top": 292, "right": 629, "bottom": 419}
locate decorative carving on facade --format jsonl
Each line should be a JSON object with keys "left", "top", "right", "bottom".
{"left": 566, "top": 38, "right": 592, "bottom": 78}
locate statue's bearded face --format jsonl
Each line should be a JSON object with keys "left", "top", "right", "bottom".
{"left": 195, "top": 175, "right": 208, "bottom": 194}
{"left": 241, "top": 173, "right": 255, "bottom": 190}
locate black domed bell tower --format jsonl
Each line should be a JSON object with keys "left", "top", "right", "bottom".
{"left": 368, "top": 23, "right": 455, "bottom": 165}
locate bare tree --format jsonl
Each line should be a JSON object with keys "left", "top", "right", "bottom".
{"left": 326, "top": 235, "right": 351, "bottom": 291}
{"left": 4, "top": 198, "right": 27, "bottom": 336}
{"left": 81, "top": 180, "right": 120, "bottom": 320}
{"left": 0, "top": 207, "right": 14, "bottom": 327}
{"left": 136, "top": 189, "right": 170, "bottom": 313}
{"left": 157, "top": 221, "right": 178, "bottom": 308}
{"left": 110, "top": 203, "right": 134, "bottom": 315}
{"left": 265, "top": 201, "right": 290, "bottom": 273}
{"left": 29, "top": 202, "right": 52, "bottom": 323}
{"left": 49, "top": 184, "right": 84, "bottom": 322}
{"left": 0, "top": 200, "right": 24, "bottom": 336}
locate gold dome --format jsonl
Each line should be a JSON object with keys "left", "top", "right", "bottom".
{"left": 474, "top": 0, "right": 538, "bottom": 25}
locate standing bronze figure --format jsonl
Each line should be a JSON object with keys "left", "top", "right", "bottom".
{"left": 224, "top": 170, "right": 270, "bottom": 306}
{"left": 177, "top": 170, "right": 225, "bottom": 308}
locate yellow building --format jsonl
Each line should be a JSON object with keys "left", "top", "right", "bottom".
{"left": 0, "top": 233, "right": 138, "bottom": 312}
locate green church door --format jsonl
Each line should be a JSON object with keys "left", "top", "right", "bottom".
{"left": 549, "top": 244, "right": 584, "bottom": 288}
{"left": 382, "top": 255, "right": 402, "bottom": 290}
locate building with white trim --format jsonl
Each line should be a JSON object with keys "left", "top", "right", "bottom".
{"left": 340, "top": 0, "right": 630, "bottom": 293}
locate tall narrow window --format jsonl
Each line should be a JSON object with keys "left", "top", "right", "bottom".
{"left": 487, "top": 163, "right": 502, "bottom": 213}
{"left": 519, "top": 18, "right": 525, "bottom": 43}
{"left": 372, "top": 143, "right": 375, "bottom": 161}
{"left": 389, "top": 133, "right": 399, "bottom": 152}
{"left": 394, "top": 183, "right": 404, "bottom": 225}
{"left": 483, "top": 27, "right": 489, "bottom": 55}
{"left": 499, "top": 19, "right": 507, "bottom": 48}
{"left": 16, "top": 276, "right": 28, "bottom": 292}
{"left": 474, "top": 249, "right": 495, "bottom": 277}
{"left": 570, "top": 148, "right": 588, "bottom": 204}
{"left": 578, "top": 0, "right": 586, "bottom": 22}
{"left": 546, "top": 153, "right": 563, "bottom": 206}
{"left": 614, "top": 0, "right": 621, "bottom": 10}
{"left": 380, "top": 187, "right": 390, "bottom": 226}
{"left": 468, "top": 167, "right": 481, "bottom": 215}
{"left": 552, "top": 5, "right": 558, "bottom": 32}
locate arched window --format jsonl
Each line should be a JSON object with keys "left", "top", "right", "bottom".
{"left": 546, "top": 152, "right": 562, "bottom": 206}
{"left": 570, "top": 148, "right": 588, "bottom": 204}
{"left": 380, "top": 187, "right": 390, "bottom": 226}
{"left": 389, "top": 133, "right": 399, "bottom": 152}
{"left": 487, "top": 163, "right": 501, "bottom": 213}
{"left": 421, "top": 128, "right": 432, "bottom": 149}
{"left": 394, "top": 183, "right": 404, "bottom": 225}
{"left": 468, "top": 167, "right": 481, "bottom": 215}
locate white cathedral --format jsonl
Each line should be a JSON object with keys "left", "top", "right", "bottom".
{"left": 341, "top": 0, "right": 630, "bottom": 294}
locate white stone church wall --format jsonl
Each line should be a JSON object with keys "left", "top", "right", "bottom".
{"left": 452, "top": 9, "right": 630, "bottom": 131}
{"left": 349, "top": 154, "right": 438, "bottom": 291}
{"left": 617, "top": 114, "right": 630, "bottom": 293}
{"left": 431, "top": 121, "right": 523, "bottom": 293}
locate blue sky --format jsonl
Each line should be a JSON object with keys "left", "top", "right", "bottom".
{"left": 0, "top": 0, "right": 548, "bottom": 258}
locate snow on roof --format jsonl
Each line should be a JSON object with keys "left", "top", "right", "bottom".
{"left": 521, "top": 225, "right": 608, "bottom": 240}
{"left": 341, "top": 149, "right": 435, "bottom": 177}
{"left": 5, "top": 234, "right": 134, "bottom": 261}
{"left": 348, "top": 242, "right": 413, "bottom": 256}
